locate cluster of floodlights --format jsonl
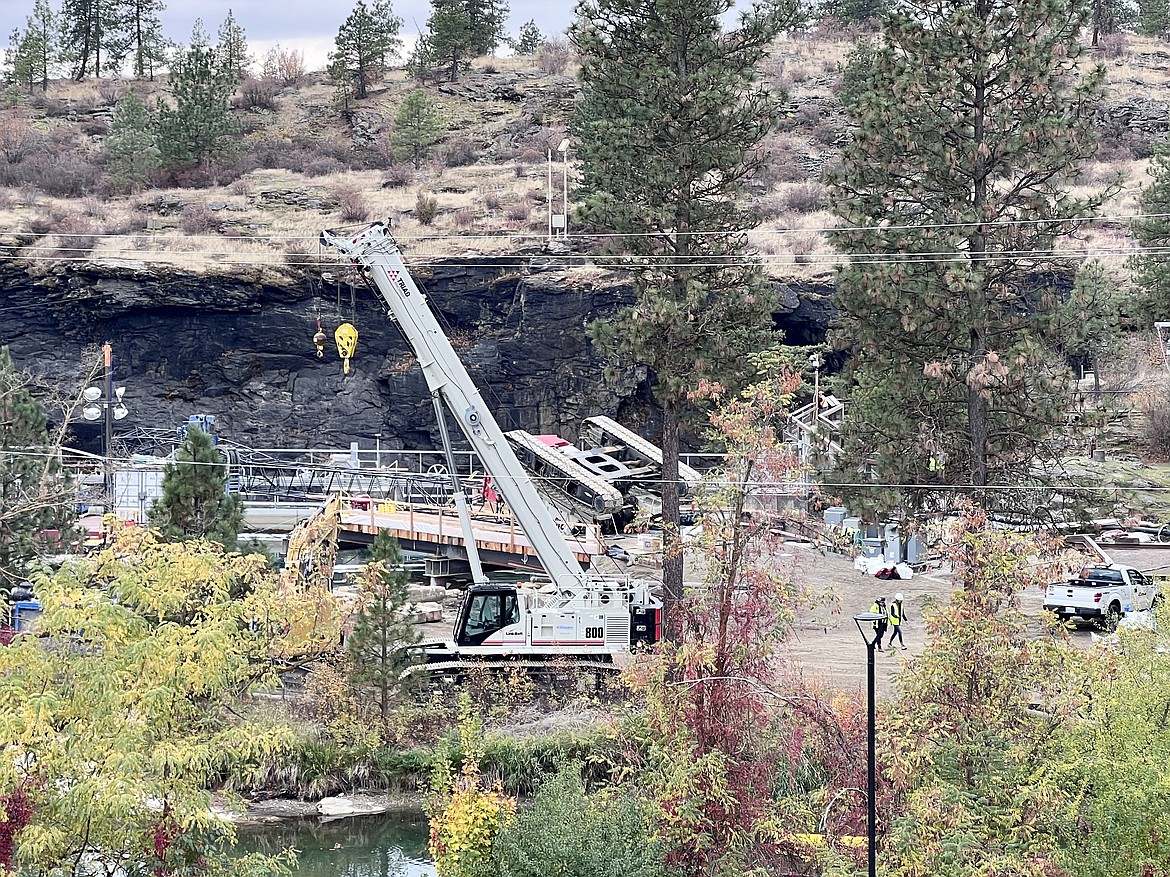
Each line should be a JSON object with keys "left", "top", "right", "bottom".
{"left": 81, "top": 385, "right": 128, "bottom": 422}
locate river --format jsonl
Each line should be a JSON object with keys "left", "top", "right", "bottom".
{"left": 235, "top": 812, "right": 437, "bottom": 877}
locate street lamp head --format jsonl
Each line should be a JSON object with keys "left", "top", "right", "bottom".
{"left": 83, "top": 386, "right": 102, "bottom": 402}
{"left": 82, "top": 405, "right": 102, "bottom": 421}
{"left": 853, "top": 611, "right": 886, "bottom": 647}
{"left": 557, "top": 137, "right": 570, "bottom": 153}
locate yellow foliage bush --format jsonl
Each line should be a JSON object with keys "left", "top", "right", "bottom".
{"left": 428, "top": 698, "right": 516, "bottom": 877}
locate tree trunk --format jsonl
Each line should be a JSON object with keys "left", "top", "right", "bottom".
{"left": 969, "top": 61, "right": 990, "bottom": 488}
{"left": 660, "top": 397, "right": 683, "bottom": 638}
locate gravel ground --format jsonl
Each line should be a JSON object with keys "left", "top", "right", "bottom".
{"left": 410, "top": 537, "right": 1094, "bottom": 702}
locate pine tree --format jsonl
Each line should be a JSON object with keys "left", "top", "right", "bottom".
{"left": 1061, "top": 260, "right": 1121, "bottom": 399}
{"left": 60, "top": 0, "right": 128, "bottom": 80}
{"left": 1130, "top": 145, "right": 1170, "bottom": 324}
{"left": 1090, "top": 0, "right": 1133, "bottom": 44}
{"left": 571, "top": 0, "right": 797, "bottom": 628}
{"left": 106, "top": 89, "right": 160, "bottom": 190}
{"left": 425, "top": 0, "right": 472, "bottom": 82}
{"left": 4, "top": 0, "right": 59, "bottom": 92}
{"left": 826, "top": 0, "right": 1111, "bottom": 518}
{"left": 149, "top": 425, "right": 243, "bottom": 550}
{"left": 154, "top": 35, "right": 240, "bottom": 168}
{"left": 1137, "top": 0, "right": 1170, "bottom": 35}
{"left": 512, "top": 19, "right": 541, "bottom": 55}
{"left": 0, "top": 347, "right": 74, "bottom": 594}
{"left": 465, "top": 0, "right": 507, "bottom": 56}
{"left": 216, "top": 8, "right": 250, "bottom": 82}
{"left": 822, "top": 0, "right": 887, "bottom": 25}
{"left": 404, "top": 36, "right": 432, "bottom": 83}
{"left": 346, "top": 529, "right": 420, "bottom": 725}
{"left": 391, "top": 88, "right": 444, "bottom": 168}
{"left": 328, "top": 0, "right": 402, "bottom": 100}
{"left": 115, "top": 0, "right": 168, "bottom": 80}
{"left": 5, "top": 29, "right": 40, "bottom": 93}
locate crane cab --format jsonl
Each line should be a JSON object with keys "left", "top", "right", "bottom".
{"left": 452, "top": 581, "right": 662, "bottom": 655}
{"left": 454, "top": 585, "right": 525, "bottom": 647}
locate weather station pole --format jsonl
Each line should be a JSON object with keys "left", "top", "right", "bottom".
{"left": 853, "top": 610, "right": 885, "bottom": 877}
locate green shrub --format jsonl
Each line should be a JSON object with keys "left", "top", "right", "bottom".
{"left": 485, "top": 768, "right": 667, "bottom": 877}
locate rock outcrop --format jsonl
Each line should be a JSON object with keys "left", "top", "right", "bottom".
{"left": 1, "top": 257, "right": 834, "bottom": 454}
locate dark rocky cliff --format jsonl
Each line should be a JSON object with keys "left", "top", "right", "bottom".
{"left": 0, "top": 257, "right": 833, "bottom": 453}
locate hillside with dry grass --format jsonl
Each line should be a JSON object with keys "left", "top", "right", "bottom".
{"left": 0, "top": 28, "right": 1168, "bottom": 284}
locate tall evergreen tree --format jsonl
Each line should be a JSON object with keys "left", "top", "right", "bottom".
{"left": 1137, "top": 0, "right": 1170, "bottom": 35}
{"left": 465, "top": 0, "right": 507, "bottom": 56}
{"left": 425, "top": 0, "right": 472, "bottom": 81}
{"left": 1090, "top": 0, "right": 1133, "bottom": 44}
{"left": 60, "top": 0, "right": 127, "bottom": 80}
{"left": 0, "top": 347, "right": 74, "bottom": 593}
{"left": 149, "top": 426, "right": 243, "bottom": 550}
{"left": 822, "top": 0, "right": 887, "bottom": 25}
{"left": 116, "top": 0, "right": 167, "bottom": 80}
{"left": 571, "top": 0, "right": 798, "bottom": 626}
{"left": 154, "top": 35, "right": 240, "bottom": 168}
{"left": 106, "top": 88, "right": 160, "bottom": 189}
{"left": 826, "top": 0, "right": 1111, "bottom": 517}
{"left": 1130, "top": 145, "right": 1170, "bottom": 324}
{"left": 215, "top": 8, "right": 250, "bottom": 82}
{"left": 1062, "top": 259, "right": 1122, "bottom": 399}
{"left": 346, "top": 530, "right": 420, "bottom": 725}
{"left": 4, "top": 0, "right": 60, "bottom": 92}
{"left": 328, "top": 0, "right": 402, "bottom": 100}
{"left": 511, "top": 19, "right": 541, "bottom": 55}
{"left": 391, "top": 87, "right": 444, "bottom": 168}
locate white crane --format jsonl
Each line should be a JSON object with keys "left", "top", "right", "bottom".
{"left": 321, "top": 223, "right": 661, "bottom": 671}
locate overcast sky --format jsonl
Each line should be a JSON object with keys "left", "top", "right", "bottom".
{"left": 1, "top": 0, "right": 574, "bottom": 73}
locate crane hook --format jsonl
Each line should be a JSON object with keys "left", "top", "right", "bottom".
{"left": 313, "top": 316, "right": 327, "bottom": 359}
{"left": 335, "top": 322, "right": 359, "bottom": 375}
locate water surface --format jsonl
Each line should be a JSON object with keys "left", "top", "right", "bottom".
{"left": 236, "top": 812, "right": 436, "bottom": 877}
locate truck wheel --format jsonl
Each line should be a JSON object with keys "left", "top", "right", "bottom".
{"left": 1098, "top": 604, "right": 1121, "bottom": 633}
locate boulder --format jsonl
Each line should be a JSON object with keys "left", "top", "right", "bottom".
{"left": 318, "top": 795, "right": 391, "bottom": 818}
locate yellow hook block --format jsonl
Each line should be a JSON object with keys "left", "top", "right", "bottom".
{"left": 335, "top": 323, "right": 359, "bottom": 375}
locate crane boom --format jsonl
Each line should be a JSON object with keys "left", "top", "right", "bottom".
{"left": 320, "top": 223, "right": 588, "bottom": 588}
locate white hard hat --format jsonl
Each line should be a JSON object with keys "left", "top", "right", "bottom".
{"left": 895, "top": 592, "right": 904, "bottom": 601}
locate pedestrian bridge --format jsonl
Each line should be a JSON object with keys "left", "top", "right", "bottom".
{"left": 284, "top": 493, "right": 604, "bottom": 588}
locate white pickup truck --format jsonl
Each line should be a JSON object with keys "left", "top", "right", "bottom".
{"left": 1043, "top": 565, "right": 1161, "bottom": 629}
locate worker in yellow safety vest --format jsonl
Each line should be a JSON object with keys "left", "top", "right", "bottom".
{"left": 870, "top": 596, "right": 888, "bottom": 651}
{"left": 888, "top": 592, "right": 908, "bottom": 651}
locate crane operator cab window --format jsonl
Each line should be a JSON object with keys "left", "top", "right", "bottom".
{"left": 457, "top": 588, "right": 520, "bottom": 646}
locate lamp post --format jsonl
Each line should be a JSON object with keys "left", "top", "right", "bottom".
{"left": 853, "top": 610, "right": 885, "bottom": 877}
{"left": 82, "top": 343, "right": 129, "bottom": 508}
